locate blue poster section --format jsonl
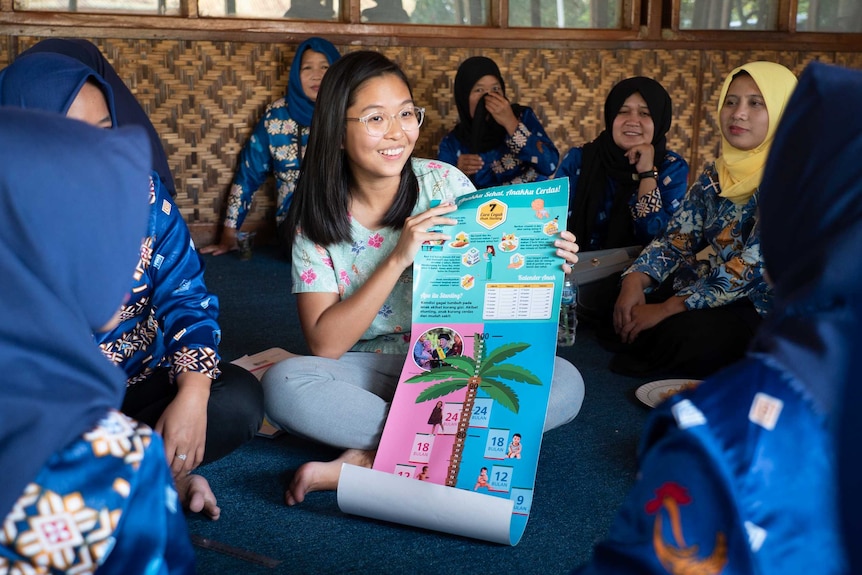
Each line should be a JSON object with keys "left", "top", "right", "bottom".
{"left": 357, "top": 178, "right": 570, "bottom": 545}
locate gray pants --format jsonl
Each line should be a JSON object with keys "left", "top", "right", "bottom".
{"left": 261, "top": 352, "right": 585, "bottom": 451}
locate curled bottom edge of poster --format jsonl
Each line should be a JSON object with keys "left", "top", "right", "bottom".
{"left": 336, "top": 463, "right": 518, "bottom": 545}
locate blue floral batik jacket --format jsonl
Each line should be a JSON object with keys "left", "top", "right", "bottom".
{"left": 556, "top": 147, "right": 689, "bottom": 250}
{"left": 225, "top": 97, "right": 308, "bottom": 229}
{"left": 438, "top": 106, "right": 559, "bottom": 189}
{"left": 95, "top": 173, "right": 222, "bottom": 385}
{"left": 623, "top": 162, "right": 772, "bottom": 316}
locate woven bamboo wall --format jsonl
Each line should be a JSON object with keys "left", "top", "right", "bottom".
{"left": 4, "top": 37, "right": 862, "bottom": 244}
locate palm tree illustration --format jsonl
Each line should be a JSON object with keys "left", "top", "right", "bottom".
{"left": 404, "top": 333, "right": 542, "bottom": 487}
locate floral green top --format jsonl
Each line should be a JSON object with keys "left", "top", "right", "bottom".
{"left": 291, "top": 158, "right": 475, "bottom": 354}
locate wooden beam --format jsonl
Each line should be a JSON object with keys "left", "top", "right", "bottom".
{"left": 1, "top": 1, "right": 860, "bottom": 51}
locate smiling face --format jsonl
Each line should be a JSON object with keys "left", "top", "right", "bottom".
{"left": 611, "top": 91, "right": 654, "bottom": 151}
{"left": 468, "top": 74, "right": 502, "bottom": 118}
{"left": 720, "top": 73, "right": 769, "bottom": 151}
{"left": 300, "top": 49, "right": 331, "bottom": 102}
{"left": 343, "top": 73, "right": 417, "bottom": 188}
{"left": 66, "top": 80, "right": 112, "bottom": 128}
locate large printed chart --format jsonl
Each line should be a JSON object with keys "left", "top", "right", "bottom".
{"left": 337, "top": 178, "right": 570, "bottom": 545}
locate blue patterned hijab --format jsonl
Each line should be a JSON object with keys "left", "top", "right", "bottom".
{"left": 286, "top": 37, "right": 341, "bottom": 127}
{"left": 754, "top": 62, "right": 862, "bottom": 568}
{"left": 0, "top": 108, "right": 150, "bottom": 517}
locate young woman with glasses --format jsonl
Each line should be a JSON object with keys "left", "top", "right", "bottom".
{"left": 260, "top": 50, "right": 585, "bottom": 505}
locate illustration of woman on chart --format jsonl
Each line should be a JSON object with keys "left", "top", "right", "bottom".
{"left": 484, "top": 245, "right": 496, "bottom": 280}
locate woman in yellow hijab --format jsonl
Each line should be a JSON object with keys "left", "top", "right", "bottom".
{"left": 715, "top": 61, "right": 798, "bottom": 204}
{"left": 607, "top": 61, "right": 797, "bottom": 379}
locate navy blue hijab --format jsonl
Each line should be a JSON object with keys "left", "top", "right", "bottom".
{"left": 286, "top": 37, "right": 341, "bottom": 127}
{"left": 754, "top": 61, "right": 862, "bottom": 569}
{"left": 0, "top": 51, "right": 117, "bottom": 122}
{"left": 15, "top": 39, "right": 177, "bottom": 197}
{"left": 0, "top": 108, "right": 150, "bottom": 518}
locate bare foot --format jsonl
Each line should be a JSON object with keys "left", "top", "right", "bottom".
{"left": 285, "top": 449, "right": 375, "bottom": 506}
{"left": 176, "top": 473, "right": 221, "bottom": 521}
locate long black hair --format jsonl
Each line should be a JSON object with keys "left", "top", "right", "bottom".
{"left": 284, "top": 50, "right": 420, "bottom": 249}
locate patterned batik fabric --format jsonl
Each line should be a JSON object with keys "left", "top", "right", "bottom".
{"left": 94, "top": 173, "right": 222, "bottom": 386}
{"left": 632, "top": 187, "right": 663, "bottom": 219}
{"left": 623, "top": 162, "right": 772, "bottom": 315}
{"left": 225, "top": 98, "right": 309, "bottom": 229}
{"left": 438, "top": 107, "right": 559, "bottom": 190}
{"left": 556, "top": 148, "right": 689, "bottom": 250}
{"left": 0, "top": 410, "right": 195, "bottom": 575}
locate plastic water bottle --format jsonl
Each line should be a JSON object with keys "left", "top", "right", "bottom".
{"left": 558, "top": 274, "right": 577, "bottom": 346}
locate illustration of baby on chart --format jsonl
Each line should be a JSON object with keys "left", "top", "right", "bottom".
{"left": 531, "top": 197, "right": 550, "bottom": 219}
{"left": 507, "top": 433, "right": 522, "bottom": 459}
{"left": 474, "top": 467, "right": 489, "bottom": 491}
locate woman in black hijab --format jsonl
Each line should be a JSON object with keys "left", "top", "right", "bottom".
{"left": 438, "top": 56, "right": 559, "bottom": 189}
{"left": 558, "top": 76, "right": 689, "bottom": 252}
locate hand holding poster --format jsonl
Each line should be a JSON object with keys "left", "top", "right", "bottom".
{"left": 337, "top": 178, "right": 570, "bottom": 545}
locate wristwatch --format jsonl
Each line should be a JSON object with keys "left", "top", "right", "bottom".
{"left": 637, "top": 167, "right": 659, "bottom": 181}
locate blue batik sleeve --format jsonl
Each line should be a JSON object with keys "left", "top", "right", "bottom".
{"left": 225, "top": 105, "right": 277, "bottom": 229}
{"left": 632, "top": 152, "right": 689, "bottom": 246}
{"left": 147, "top": 174, "right": 221, "bottom": 379}
{"left": 506, "top": 106, "right": 559, "bottom": 178}
{"left": 677, "top": 209, "right": 767, "bottom": 311}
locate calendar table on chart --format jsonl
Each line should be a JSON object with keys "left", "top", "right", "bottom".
{"left": 483, "top": 283, "right": 554, "bottom": 320}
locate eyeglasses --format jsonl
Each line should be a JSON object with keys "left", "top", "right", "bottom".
{"left": 346, "top": 106, "right": 425, "bottom": 137}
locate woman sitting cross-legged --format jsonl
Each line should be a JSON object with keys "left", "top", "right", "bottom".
{"left": 260, "top": 50, "right": 585, "bottom": 505}
{"left": 608, "top": 61, "right": 797, "bottom": 379}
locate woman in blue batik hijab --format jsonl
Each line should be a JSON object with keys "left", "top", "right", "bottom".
{"left": 0, "top": 52, "right": 265, "bottom": 521}
{"left": 0, "top": 108, "right": 195, "bottom": 574}
{"left": 202, "top": 36, "right": 341, "bottom": 256}
{"left": 573, "top": 60, "right": 860, "bottom": 575}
